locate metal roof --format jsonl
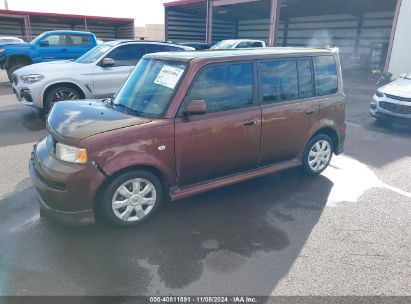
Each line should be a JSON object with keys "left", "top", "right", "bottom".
{"left": 163, "top": 0, "right": 204, "bottom": 7}
{"left": 0, "top": 9, "right": 134, "bottom": 22}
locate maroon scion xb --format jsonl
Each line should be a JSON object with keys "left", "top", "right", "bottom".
{"left": 29, "top": 48, "right": 346, "bottom": 226}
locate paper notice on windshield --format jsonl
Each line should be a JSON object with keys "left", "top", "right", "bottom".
{"left": 154, "top": 65, "right": 184, "bottom": 89}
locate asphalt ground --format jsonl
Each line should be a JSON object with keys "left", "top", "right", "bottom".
{"left": 0, "top": 70, "right": 410, "bottom": 296}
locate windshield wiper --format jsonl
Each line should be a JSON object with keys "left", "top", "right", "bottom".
{"left": 114, "top": 103, "right": 143, "bottom": 116}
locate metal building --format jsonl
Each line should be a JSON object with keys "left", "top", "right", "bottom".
{"left": 164, "top": 0, "right": 408, "bottom": 76}
{"left": 0, "top": 9, "right": 134, "bottom": 41}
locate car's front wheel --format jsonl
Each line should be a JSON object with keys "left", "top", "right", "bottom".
{"left": 302, "top": 134, "right": 333, "bottom": 175}
{"left": 100, "top": 170, "right": 163, "bottom": 227}
{"left": 44, "top": 86, "right": 81, "bottom": 114}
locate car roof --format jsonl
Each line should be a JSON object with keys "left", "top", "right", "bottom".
{"left": 145, "top": 47, "right": 339, "bottom": 62}
{"left": 42, "top": 30, "right": 93, "bottom": 35}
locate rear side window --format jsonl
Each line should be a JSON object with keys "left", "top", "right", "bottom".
{"left": 184, "top": 63, "right": 254, "bottom": 113}
{"left": 143, "top": 44, "right": 167, "bottom": 53}
{"left": 260, "top": 60, "right": 298, "bottom": 103}
{"left": 313, "top": 56, "right": 338, "bottom": 96}
{"left": 106, "top": 44, "right": 142, "bottom": 66}
{"left": 70, "top": 35, "right": 91, "bottom": 45}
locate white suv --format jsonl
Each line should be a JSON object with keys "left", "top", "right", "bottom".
{"left": 11, "top": 41, "right": 193, "bottom": 112}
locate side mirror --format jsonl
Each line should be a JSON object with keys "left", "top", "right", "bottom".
{"left": 399, "top": 73, "right": 407, "bottom": 79}
{"left": 38, "top": 39, "right": 49, "bottom": 47}
{"left": 183, "top": 100, "right": 206, "bottom": 116}
{"left": 101, "top": 58, "right": 115, "bottom": 67}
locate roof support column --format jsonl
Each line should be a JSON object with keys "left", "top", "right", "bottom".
{"left": 206, "top": 0, "right": 213, "bottom": 44}
{"left": 84, "top": 18, "right": 88, "bottom": 31}
{"left": 23, "top": 14, "right": 32, "bottom": 42}
{"left": 268, "top": 0, "right": 280, "bottom": 47}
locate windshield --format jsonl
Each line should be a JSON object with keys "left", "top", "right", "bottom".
{"left": 113, "top": 58, "right": 187, "bottom": 118}
{"left": 211, "top": 40, "right": 236, "bottom": 49}
{"left": 75, "top": 44, "right": 112, "bottom": 63}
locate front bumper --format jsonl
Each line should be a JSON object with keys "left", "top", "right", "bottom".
{"left": 29, "top": 137, "right": 106, "bottom": 226}
{"left": 370, "top": 97, "right": 411, "bottom": 123}
{"left": 12, "top": 76, "right": 43, "bottom": 108}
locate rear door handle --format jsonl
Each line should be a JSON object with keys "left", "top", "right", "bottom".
{"left": 305, "top": 109, "right": 315, "bottom": 115}
{"left": 243, "top": 119, "right": 257, "bottom": 126}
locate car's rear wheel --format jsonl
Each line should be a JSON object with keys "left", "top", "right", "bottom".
{"left": 44, "top": 86, "right": 81, "bottom": 114}
{"left": 302, "top": 134, "right": 333, "bottom": 175}
{"left": 100, "top": 170, "right": 163, "bottom": 227}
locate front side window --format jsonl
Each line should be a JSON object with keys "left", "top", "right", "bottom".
{"left": 44, "top": 34, "right": 68, "bottom": 46}
{"left": 183, "top": 63, "right": 254, "bottom": 113}
{"left": 106, "top": 44, "right": 143, "bottom": 66}
{"left": 260, "top": 60, "right": 298, "bottom": 103}
{"left": 313, "top": 55, "right": 338, "bottom": 96}
{"left": 114, "top": 59, "right": 187, "bottom": 118}
{"left": 75, "top": 43, "right": 112, "bottom": 63}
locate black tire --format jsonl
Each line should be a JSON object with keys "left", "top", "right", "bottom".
{"left": 44, "top": 85, "right": 81, "bottom": 114}
{"left": 302, "top": 134, "right": 333, "bottom": 176}
{"left": 7, "top": 64, "right": 26, "bottom": 82}
{"left": 99, "top": 170, "right": 163, "bottom": 227}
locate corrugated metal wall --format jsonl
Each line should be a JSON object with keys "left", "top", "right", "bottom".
{"left": 0, "top": 14, "right": 134, "bottom": 42}
{"left": 388, "top": 0, "right": 411, "bottom": 77}
{"left": 280, "top": 12, "right": 393, "bottom": 70}
{"left": 213, "top": 18, "right": 237, "bottom": 41}
{"left": 0, "top": 17, "right": 25, "bottom": 40}
{"left": 237, "top": 19, "right": 269, "bottom": 41}
{"left": 166, "top": 9, "right": 206, "bottom": 42}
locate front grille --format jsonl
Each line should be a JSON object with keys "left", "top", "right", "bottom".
{"left": 380, "top": 101, "right": 411, "bottom": 115}
{"left": 12, "top": 73, "right": 18, "bottom": 86}
{"left": 385, "top": 94, "right": 411, "bottom": 102}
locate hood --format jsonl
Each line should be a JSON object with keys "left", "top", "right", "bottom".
{"left": 15, "top": 60, "right": 82, "bottom": 75}
{"left": 47, "top": 100, "right": 151, "bottom": 145}
{"left": 381, "top": 77, "right": 411, "bottom": 97}
{"left": 0, "top": 42, "right": 29, "bottom": 49}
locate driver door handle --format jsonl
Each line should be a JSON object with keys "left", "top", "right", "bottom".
{"left": 243, "top": 119, "right": 257, "bottom": 126}
{"left": 305, "top": 109, "right": 315, "bottom": 115}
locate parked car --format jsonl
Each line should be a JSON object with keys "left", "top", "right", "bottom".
{"left": 0, "top": 30, "right": 98, "bottom": 81}
{"left": 12, "top": 40, "right": 193, "bottom": 113}
{"left": 178, "top": 42, "right": 211, "bottom": 50}
{"left": 371, "top": 73, "right": 411, "bottom": 122}
{"left": 211, "top": 39, "right": 266, "bottom": 49}
{"left": 29, "top": 47, "right": 345, "bottom": 227}
{"left": 0, "top": 36, "right": 25, "bottom": 44}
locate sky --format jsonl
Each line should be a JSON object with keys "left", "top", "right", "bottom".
{"left": 2, "top": 0, "right": 171, "bottom": 26}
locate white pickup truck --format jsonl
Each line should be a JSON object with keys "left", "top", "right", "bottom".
{"left": 211, "top": 39, "right": 266, "bottom": 49}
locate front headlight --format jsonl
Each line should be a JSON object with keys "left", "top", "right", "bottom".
{"left": 20, "top": 74, "right": 45, "bottom": 84}
{"left": 376, "top": 90, "right": 385, "bottom": 98}
{"left": 56, "top": 143, "right": 88, "bottom": 164}
{"left": 0, "top": 48, "right": 4, "bottom": 53}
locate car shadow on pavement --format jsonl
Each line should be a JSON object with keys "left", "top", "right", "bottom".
{"left": 0, "top": 168, "right": 333, "bottom": 295}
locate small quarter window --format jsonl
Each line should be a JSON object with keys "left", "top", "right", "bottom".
{"left": 313, "top": 56, "right": 338, "bottom": 96}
